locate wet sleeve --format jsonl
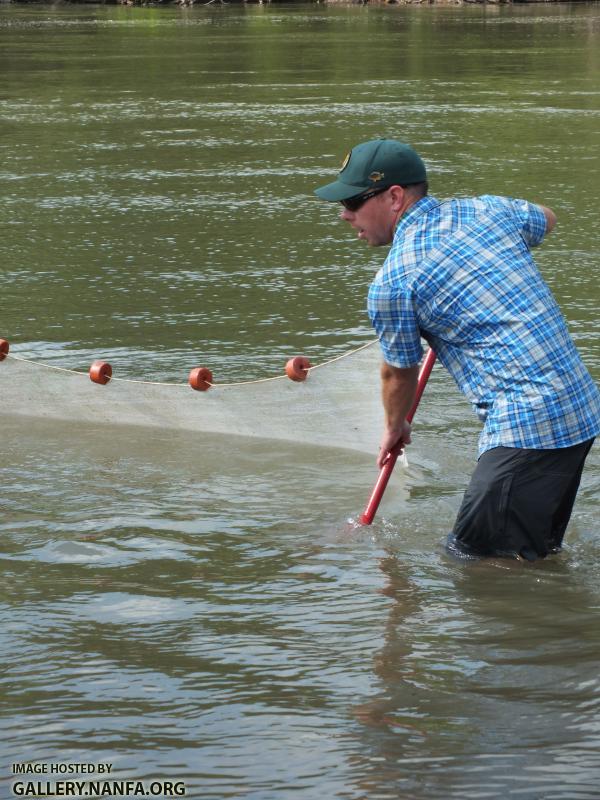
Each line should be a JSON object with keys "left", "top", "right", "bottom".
{"left": 367, "top": 277, "right": 423, "bottom": 368}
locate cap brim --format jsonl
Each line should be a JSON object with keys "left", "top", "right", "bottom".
{"left": 314, "top": 179, "right": 369, "bottom": 202}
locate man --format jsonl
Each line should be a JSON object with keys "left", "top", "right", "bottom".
{"left": 315, "top": 138, "right": 600, "bottom": 561}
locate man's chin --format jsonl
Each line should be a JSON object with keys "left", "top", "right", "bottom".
{"left": 357, "top": 229, "right": 390, "bottom": 247}
{"left": 358, "top": 232, "right": 376, "bottom": 246}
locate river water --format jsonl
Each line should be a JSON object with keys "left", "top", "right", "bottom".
{"left": 1, "top": 3, "right": 599, "bottom": 798}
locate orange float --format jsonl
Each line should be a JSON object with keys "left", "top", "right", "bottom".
{"left": 285, "top": 356, "right": 311, "bottom": 382}
{"left": 0, "top": 338, "right": 9, "bottom": 361}
{"left": 188, "top": 366, "right": 213, "bottom": 391}
{"left": 89, "top": 360, "right": 113, "bottom": 385}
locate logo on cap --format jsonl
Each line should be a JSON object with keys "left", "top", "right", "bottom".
{"left": 369, "top": 171, "right": 385, "bottom": 182}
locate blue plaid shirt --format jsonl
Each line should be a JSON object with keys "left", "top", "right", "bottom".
{"left": 368, "top": 195, "right": 600, "bottom": 455}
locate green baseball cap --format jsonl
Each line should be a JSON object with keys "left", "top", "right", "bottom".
{"left": 314, "top": 139, "right": 427, "bottom": 202}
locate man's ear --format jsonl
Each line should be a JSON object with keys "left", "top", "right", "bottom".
{"left": 388, "top": 184, "right": 407, "bottom": 213}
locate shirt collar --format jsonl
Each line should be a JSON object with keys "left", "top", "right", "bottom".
{"left": 394, "top": 195, "right": 441, "bottom": 239}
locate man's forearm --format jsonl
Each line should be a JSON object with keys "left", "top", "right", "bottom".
{"left": 381, "top": 362, "right": 419, "bottom": 432}
{"left": 377, "top": 362, "right": 420, "bottom": 467}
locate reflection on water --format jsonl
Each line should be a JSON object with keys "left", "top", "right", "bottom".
{"left": 353, "top": 554, "right": 600, "bottom": 798}
{"left": 1, "top": 3, "right": 599, "bottom": 798}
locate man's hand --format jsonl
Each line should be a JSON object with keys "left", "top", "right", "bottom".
{"left": 378, "top": 420, "right": 412, "bottom": 469}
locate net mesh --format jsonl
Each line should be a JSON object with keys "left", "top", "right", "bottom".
{"left": 1, "top": 342, "right": 384, "bottom": 456}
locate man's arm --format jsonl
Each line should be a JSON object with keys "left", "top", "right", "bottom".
{"left": 378, "top": 362, "right": 420, "bottom": 469}
{"left": 540, "top": 205, "right": 557, "bottom": 234}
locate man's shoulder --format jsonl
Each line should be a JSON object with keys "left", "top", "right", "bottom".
{"left": 418, "top": 195, "right": 545, "bottom": 245}
{"left": 397, "top": 195, "right": 505, "bottom": 231}
{"left": 436, "top": 194, "right": 513, "bottom": 217}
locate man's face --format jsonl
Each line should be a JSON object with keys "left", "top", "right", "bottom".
{"left": 339, "top": 189, "right": 395, "bottom": 247}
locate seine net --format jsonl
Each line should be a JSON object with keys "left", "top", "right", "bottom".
{"left": 1, "top": 342, "right": 385, "bottom": 456}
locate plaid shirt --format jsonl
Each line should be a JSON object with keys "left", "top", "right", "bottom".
{"left": 368, "top": 195, "right": 600, "bottom": 455}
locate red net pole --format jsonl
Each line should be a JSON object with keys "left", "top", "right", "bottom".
{"left": 359, "top": 348, "right": 436, "bottom": 525}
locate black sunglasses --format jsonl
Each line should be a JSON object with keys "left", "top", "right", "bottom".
{"left": 340, "top": 186, "right": 388, "bottom": 212}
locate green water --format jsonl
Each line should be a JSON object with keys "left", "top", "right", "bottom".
{"left": 1, "top": 3, "right": 599, "bottom": 799}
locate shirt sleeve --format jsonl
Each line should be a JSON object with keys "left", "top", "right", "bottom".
{"left": 480, "top": 195, "right": 547, "bottom": 248}
{"left": 507, "top": 198, "right": 547, "bottom": 247}
{"left": 367, "top": 275, "right": 423, "bottom": 368}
